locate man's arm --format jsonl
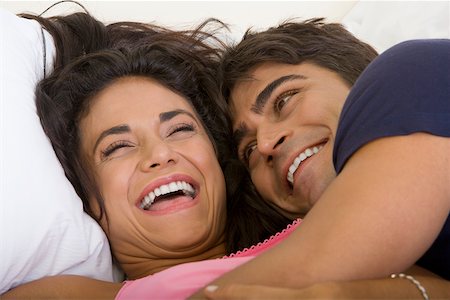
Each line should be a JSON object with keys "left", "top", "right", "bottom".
{"left": 191, "top": 133, "right": 450, "bottom": 296}
{"left": 1, "top": 275, "right": 123, "bottom": 299}
{"left": 203, "top": 273, "right": 450, "bottom": 299}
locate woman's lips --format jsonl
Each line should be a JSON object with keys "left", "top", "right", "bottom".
{"left": 140, "top": 180, "right": 196, "bottom": 210}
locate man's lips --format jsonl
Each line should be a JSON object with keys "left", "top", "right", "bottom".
{"left": 286, "top": 141, "right": 327, "bottom": 186}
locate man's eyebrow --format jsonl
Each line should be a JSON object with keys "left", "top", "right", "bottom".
{"left": 252, "top": 74, "right": 306, "bottom": 114}
{"left": 233, "top": 122, "right": 248, "bottom": 149}
{"left": 93, "top": 124, "right": 130, "bottom": 154}
{"left": 159, "top": 109, "right": 196, "bottom": 122}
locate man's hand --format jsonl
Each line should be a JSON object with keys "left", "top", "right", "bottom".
{"left": 193, "top": 271, "right": 450, "bottom": 300}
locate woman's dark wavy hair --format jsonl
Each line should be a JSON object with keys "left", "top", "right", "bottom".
{"left": 220, "top": 18, "right": 379, "bottom": 103}
{"left": 22, "top": 11, "right": 292, "bottom": 254}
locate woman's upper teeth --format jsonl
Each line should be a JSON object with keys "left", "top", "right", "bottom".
{"left": 140, "top": 181, "right": 195, "bottom": 209}
{"left": 287, "top": 145, "right": 323, "bottom": 184}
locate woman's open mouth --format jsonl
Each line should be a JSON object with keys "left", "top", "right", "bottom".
{"left": 139, "top": 180, "right": 197, "bottom": 211}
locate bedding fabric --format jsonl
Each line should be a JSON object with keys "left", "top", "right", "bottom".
{"left": 333, "top": 39, "right": 450, "bottom": 279}
{"left": 0, "top": 8, "right": 114, "bottom": 294}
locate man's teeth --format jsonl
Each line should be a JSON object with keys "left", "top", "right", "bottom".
{"left": 287, "top": 145, "right": 323, "bottom": 184}
{"left": 140, "top": 181, "right": 195, "bottom": 210}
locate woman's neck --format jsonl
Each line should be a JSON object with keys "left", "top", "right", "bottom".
{"left": 119, "top": 240, "right": 227, "bottom": 280}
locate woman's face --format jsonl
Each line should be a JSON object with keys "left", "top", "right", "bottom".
{"left": 79, "top": 76, "right": 226, "bottom": 273}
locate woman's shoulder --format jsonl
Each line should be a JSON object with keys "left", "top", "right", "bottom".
{"left": 225, "top": 219, "right": 302, "bottom": 258}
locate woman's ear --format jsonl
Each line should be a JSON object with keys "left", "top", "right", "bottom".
{"left": 88, "top": 196, "right": 109, "bottom": 231}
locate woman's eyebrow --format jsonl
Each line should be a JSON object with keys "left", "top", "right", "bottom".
{"left": 159, "top": 109, "right": 196, "bottom": 122}
{"left": 93, "top": 124, "right": 130, "bottom": 154}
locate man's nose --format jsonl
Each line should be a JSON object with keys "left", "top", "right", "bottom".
{"left": 257, "top": 126, "right": 288, "bottom": 163}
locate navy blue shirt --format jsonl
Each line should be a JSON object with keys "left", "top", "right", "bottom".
{"left": 333, "top": 39, "right": 450, "bottom": 279}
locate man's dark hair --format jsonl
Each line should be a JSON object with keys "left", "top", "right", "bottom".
{"left": 220, "top": 18, "right": 378, "bottom": 103}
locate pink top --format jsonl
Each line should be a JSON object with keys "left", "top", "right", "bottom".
{"left": 116, "top": 219, "right": 301, "bottom": 300}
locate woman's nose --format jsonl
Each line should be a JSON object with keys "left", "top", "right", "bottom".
{"left": 139, "top": 142, "right": 178, "bottom": 171}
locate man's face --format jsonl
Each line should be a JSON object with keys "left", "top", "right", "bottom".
{"left": 230, "top": 62, "right": 350, "bottom": 217}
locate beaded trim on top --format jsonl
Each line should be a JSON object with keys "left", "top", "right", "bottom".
{"left": 222, "top": 218, "right": 302, "bottom": 259}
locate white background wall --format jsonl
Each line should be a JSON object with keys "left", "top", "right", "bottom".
{"left": 2, "top": 1, "right": 449, "bottom": 51}
{"left": 1, "top": 1, "right": 358, "bottom": 40}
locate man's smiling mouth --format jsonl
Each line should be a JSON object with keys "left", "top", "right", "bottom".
{"left": 287, "top": 144, "right": 325, "bottom": 185}
{"left": 140, "top": 181, "right": 196, "bottom": 210}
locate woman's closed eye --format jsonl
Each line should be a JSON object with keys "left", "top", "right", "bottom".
{"left": 273, "top": 89, "right": 299, "bottom": 113}
{"left": 101, "top": 140, "right": 134, "bottom": 160}
{"left": 167, "top": 122, "right": 196, "bottom": 138}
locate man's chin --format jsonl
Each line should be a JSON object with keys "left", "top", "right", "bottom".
{"left": 277, "top": 195, "right": 311, "bottom": 219}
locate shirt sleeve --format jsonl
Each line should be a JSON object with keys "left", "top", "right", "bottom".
{"left": 332, "top": 38, "right": 450, "bottom": 280}
{"left": 333, "top": 39, "right": 450, "bottom": 173}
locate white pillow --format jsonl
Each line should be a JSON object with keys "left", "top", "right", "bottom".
{"left": 0, "top": 9, "right": 115, "bottom": 294}
{"left": 342, "top": 1, "right": 450, "bottom": 53}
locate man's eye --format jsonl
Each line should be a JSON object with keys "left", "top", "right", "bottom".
{"left": 242, "top": 142, "right": 257, "bottom": 165}
{"left": 274, "top": 90, "right": 298, "bottom": 113}
{"left": 101, "top": 140, "right": 132, "bottom": 159}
